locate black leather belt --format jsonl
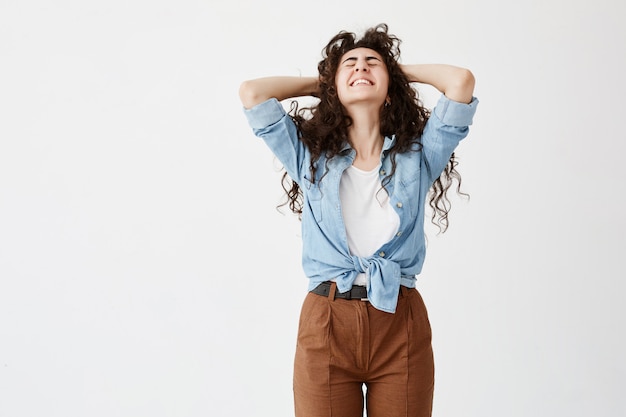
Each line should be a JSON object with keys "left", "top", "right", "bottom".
{"left": 311, "top": 281, "right": 368, "bottom": 300}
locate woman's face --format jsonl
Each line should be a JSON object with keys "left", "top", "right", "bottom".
{"left": 335, "top": 47, "right": 389, "bottom": 108}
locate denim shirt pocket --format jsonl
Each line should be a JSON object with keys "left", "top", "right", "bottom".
{"left": 303, "top": 175, "right": 323, "bottom": 223}
{"left": 396, "top": 167, "right": 422, "bottom": 220}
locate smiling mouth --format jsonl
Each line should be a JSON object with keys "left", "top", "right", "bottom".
{"left": 350, "top": 79, "right": 373, "bottom": 86}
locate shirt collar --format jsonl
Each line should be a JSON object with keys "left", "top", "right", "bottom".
{"left": 340, "top": 135, "right": 396, "bottom": 154}
{"left": 382, "top": 135, "right": 396, "bottom": 152}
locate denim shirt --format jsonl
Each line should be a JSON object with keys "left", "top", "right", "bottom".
{"left": 244, "top": 95, "right": 478, "bottom": 313}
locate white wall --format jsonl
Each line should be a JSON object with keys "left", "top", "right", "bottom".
{"left": 1, "top": 1, "right": 624, "bottom": 416}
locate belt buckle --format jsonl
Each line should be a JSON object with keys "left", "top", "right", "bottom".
{"left": 357, "top": 286, "right": 368, "bottom": 301}
{"left": 345, "top": 285, "right": 368, "bottom": 301}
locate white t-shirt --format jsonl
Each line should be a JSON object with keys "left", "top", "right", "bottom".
{"left": 339, "top": 163, "right": 400, "bottom": 286}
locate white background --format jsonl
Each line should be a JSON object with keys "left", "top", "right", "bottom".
{"left": 1, "top": 1, "right": 624, "bottom": 416}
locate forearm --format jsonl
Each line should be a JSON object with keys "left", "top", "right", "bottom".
{"left": 401, "top": 64, "right": 475, "bottom": 104}
{"left": 239, "top": 76, "right": 319, "bottom": 109}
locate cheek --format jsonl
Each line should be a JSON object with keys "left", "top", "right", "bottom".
{"left": 335, "top": 74, "right": 349, "bottom": 94}
{"left": 335, "top": 70, "right": 348, "bottom": 85}
{"left": 379, "top": 72, "right": 390, "bottom": 90}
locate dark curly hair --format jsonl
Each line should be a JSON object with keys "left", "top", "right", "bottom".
{"left": 281, "top": 23, "right": 466, "bottom": 233}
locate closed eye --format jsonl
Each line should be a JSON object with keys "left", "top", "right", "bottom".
{"left": 341, "top": 56, "right": 382, "bottom": 66}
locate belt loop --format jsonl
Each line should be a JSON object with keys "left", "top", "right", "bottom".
{"left": 400, "top": 286, "right": 409, "bottom": 297}
{"left": 328, "top": 282, "right": 337, "bottom": 301}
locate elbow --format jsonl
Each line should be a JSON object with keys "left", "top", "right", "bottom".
{"left": 460, "top": 68, "right": 475, "bottom": 92}
{"left": 239, "top": 80, "right": 263, "bottom": 109}
{"left": 451, "top": 69, "right": 475, "bottom": 104}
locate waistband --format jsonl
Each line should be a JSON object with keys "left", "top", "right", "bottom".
{"left": 311, "top": 281, "right": 410, "bottom": 301}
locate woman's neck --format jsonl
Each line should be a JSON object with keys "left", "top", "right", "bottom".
{"left": 347, "top": 108, "right": 383, "bottom": 171}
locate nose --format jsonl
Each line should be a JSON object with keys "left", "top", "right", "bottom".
{"left": 355, "top": 59, "right": 368, "bottom": 72}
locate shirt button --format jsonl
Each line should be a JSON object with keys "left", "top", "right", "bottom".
{"left": 379, "top": 251, "right": 385, "bottom": 257}
{"left": 396, "top": 202, "right": 403, "bottom": 208}
{"left": 380, "top": 169, "right": 386, "bottom": 176}
{"left": 396, "top": 231, "right": 402, "bottom": 237}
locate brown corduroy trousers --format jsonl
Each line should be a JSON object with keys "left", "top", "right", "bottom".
{"left": 294, "top": 284, "right": 434, "bottom": 417}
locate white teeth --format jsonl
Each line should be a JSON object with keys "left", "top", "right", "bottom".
{"left": 352, "top": 79, "right": 372, "bottom": 86}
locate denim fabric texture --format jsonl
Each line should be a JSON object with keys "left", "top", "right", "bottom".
{"left": 243, "top": 94, "right": 478, "bottom": 313}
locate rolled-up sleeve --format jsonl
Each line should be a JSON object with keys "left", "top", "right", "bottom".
{"left": 243, "top": 98, "right": 286, "bottom": 129}
{"left": 243, "top": 98, "right": 307, "bottom": 185}
{"left": 421, "top": 95, "right": 479, "bottom": 183}
{"left": 433, "top": 95, "right": 479, "bottom": 127}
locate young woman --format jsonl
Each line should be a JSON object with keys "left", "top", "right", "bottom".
{"left": 239, "top": 23, "right": 477, "bottom": 417}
